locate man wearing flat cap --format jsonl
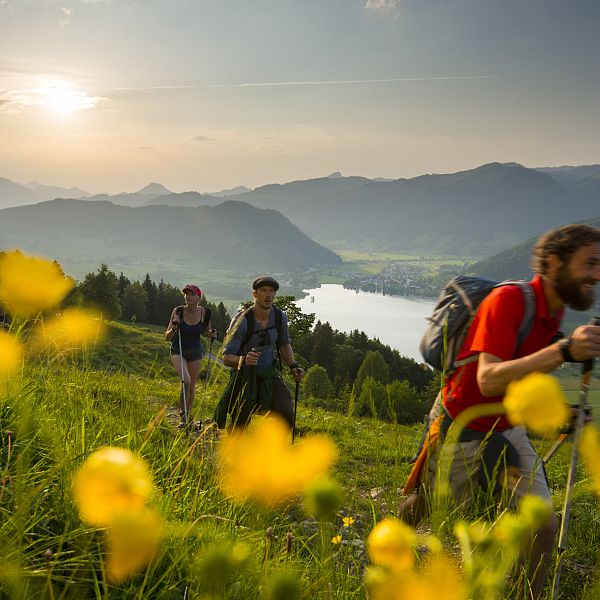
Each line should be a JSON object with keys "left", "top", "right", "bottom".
{"left": 214, "top": 276, "right": 305, "bottom": 429}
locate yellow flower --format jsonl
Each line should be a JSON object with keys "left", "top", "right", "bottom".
{"left": 366, "top": 556, "right": 465, "bottom": 600}
{"left": 400, "top": 556, "right": 466, "bottom": 600}
{"left": 367, "top": 517, "right": 417, "bottom": 571}
{"left": 34, "top": 308, "right": 104, "bottom": 352}
{"left": 331, "top": 535, "right": 342, "bottom": 544}
{"left": 218, "top": 416, "right": 338, "bottom": 506}
{"left": 0, "top": 250, "right": 73, "bottom": 317}
{"left": 0, "top": 331, "right": 23, "bottom": 376}
{"left": 72, "top": 447, "right": 154, "bottom": 526}
{"left": 105, "top": 509, "right": 162, "bottom": 583}
{"left": 342, "top": 516, "right": 355, "bottom": 527}
{"left": 580, "top": 424, "right": 600, "bottom": 496}
{"left": 504, "top": 372, "right": 570, "bottom": 436}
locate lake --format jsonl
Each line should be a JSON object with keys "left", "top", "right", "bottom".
{"left": 295, "top": 284, "right": 436, "bottom": 362}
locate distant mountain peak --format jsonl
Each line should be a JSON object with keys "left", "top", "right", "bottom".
{"left": 208, "top": 185, "right": 253, "bottom": 197}
{"left": 137, "top": 183, "right": 172, "bottom": 195}
{"left": 326, "top": 171, "right": 343, "bottom": 179}
{"left": 475, "top": 161, "right": 526, "bottom": 172}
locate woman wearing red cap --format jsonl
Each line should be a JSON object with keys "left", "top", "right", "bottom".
{"left": 165, "top": 284, "right": 216, "bottom": 427}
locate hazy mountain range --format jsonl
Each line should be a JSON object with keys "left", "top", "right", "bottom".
{"left": 80, "top": 183, "right": 174, "bottom": 207}
{"left": 0, "top": 199, "right": 340, "bottom": 279}
{"left": 470, "top": 216, "right": 600, "bottom": 281}
{"left": 229, "top": 163, "right": 600, "bottom": 255}
{"left": 1, "top": 162, "right": 599, "bottom": 262}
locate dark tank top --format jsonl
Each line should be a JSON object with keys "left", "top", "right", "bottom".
{"left": 171, "top": 314, "right": 205, "bottom": 351}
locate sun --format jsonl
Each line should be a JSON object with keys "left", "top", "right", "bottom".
{"left": 40, "top": 80, "right": 97, "bottom": 115}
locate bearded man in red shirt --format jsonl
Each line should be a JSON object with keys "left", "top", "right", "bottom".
{"left": 425, "top": 224, "right": 600, "bottom": 598}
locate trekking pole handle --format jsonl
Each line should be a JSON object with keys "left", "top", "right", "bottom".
{"left": 582, "top": 316, "right": 600, "bottom": 374}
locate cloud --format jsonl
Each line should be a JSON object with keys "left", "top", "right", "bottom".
{"left": 137, "top": 145, "right": 158, "bottom": 152}
{"left": 59, "top": 6, "right": 73, "bottom": 27}
{"left": 0, "top": 82, "right": 107, "bottom": 115}
{"left": 365, "top": 0, "right": 400, "bottom": 11}
{"left": 190, "top": 135, "right": 215, "bottom": 142}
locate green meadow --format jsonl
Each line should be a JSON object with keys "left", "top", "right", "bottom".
{"left": 1, "top": 321, "right": 600, "bottom": 598}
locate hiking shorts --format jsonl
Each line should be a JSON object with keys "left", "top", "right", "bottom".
{"left": 230, "top": 378, "right": 294, "bottom": 429}
{"left": 171, "top": 346, "right": 203, "bottom": 362}
{"left": 426, "top": 425, "right": 551, "bottom": 508}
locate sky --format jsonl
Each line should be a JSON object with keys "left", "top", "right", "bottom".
{"left": 1, "top": 0, "right": 599, "bottom": 194}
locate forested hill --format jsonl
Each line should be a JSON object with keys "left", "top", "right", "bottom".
{"left": 224, "top": 163, "right": 598, "bottom": 256}
{"left": 0, "top": 198, "right": 341, "bottom": 276}
{"left": 469, "top": 217, "right": 600, "bottom": 280}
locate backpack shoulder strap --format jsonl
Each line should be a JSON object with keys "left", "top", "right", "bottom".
{"left": 203, "top": 306, "right": 212, "bottom": 328}
{"left": 514, "top": 282, "right": 536, "bottom": 347}
{"left": 242, "top": 308, "right": 255, "bottom": 347}
{"left": 273, "top": 306, "right": 284, "bottom": 347}
{"left": 176, "top": 305, "right": 184, "bottom": 320}
{"left": 494, "top": 281, "right": 536, "bottom": 348}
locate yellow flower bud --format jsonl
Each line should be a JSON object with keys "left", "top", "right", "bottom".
{"left": 367, "top": 517, "right": 417, "bottom": 570}
{"left": 304, "top": 477, "right": 342, "bottom": 521}
{"left": 72, "top": 447, "right": 154, "bottom": 526}
{"left": 504, "top": 373, "right": 570, "bottom": 436}
{"left": 0, "top": 331, "right": 23, "bottom": 376}
{"left": 518, "top": 495, "right": 551, "bottom": 530}
{"left": 35, "top": 308, "right": 104, "bottom": 353}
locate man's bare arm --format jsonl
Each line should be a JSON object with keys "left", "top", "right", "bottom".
{"left": 477, "top": 324, "right": 600, "bottom": 396}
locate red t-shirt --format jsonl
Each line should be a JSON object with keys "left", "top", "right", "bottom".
{"left": 443, "top": 275, "right": 563, "bottom": 431}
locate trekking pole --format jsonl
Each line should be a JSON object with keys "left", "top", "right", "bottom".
{"left": 178, "top": 326, "right": 188, "bottom": 426}
{"left": 551, "top": 317, "right": 600, "bottom": 599}
{"left": 292, "top": 381, "right": 299, "bottom": 444}
{"left": 543, "top": 433, "right": 569, "bottom": 465}
{"left": 200, "top": 335, "right": 214, "bottom": 424}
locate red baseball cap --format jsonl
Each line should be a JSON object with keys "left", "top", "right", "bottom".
{"left": 182, "top": 284, "right": 202, "bottom": 297}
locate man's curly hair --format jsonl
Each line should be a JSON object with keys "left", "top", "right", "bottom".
{"left": 532, "top": 224, "right": 600, "bottom": 274}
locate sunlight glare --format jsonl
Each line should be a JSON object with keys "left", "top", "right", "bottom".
{"left": 41, "top": 80, "right": 96, "bottom": 115}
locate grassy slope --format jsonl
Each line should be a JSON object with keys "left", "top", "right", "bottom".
{"left": 1, "top": 321, "right": 600, "bottom": 598}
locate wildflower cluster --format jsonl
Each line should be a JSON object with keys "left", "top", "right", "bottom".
{"left": 72, "top": 446, "right": 162, "bottom": 582}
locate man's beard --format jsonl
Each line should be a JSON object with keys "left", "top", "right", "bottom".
{"left": 554, "top": 264, "right": 596, "bottom": 311}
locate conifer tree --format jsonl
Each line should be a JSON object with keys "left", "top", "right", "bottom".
{"left": 117, "top": 272, "right": 131, "bottom": 305}
{"left": 310, "top": 321, "right": 335, "bottom": 379}
{"left": 353, "top": 350, "right": 389, "bottom": 398}
{"left": 121, "top": 281, "right": 149, "bottom": 322}
{"left": 303, "top": 365, "right": 335, "bottom": 403}
{"left": 80, "top": 264, "right": 121, "bottom": 320}
{"left": 142, "top": 274, "right": 157, "bottom": 322}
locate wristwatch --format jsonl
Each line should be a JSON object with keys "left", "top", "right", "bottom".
{"left": 558, "top": 337, "right": 576, "bottom": 363}
{"left": 289, "top": 362, "right": 299, "bottom": 372}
